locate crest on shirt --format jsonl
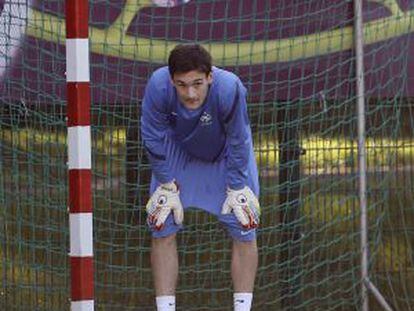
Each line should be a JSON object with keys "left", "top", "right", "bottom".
{"left": 200, "top": 111, "right": 212, "bottom": 126}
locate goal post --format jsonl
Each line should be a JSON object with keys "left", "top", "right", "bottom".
{"left": 65, "top": 0, "right": 94, "bottom": 310}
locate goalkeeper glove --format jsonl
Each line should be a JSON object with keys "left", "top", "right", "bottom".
{"left": 221, "top": 186, "right": 260, "bottom": 229}
{"left": 146, "top": 180, "right": 184, "bottom": 231}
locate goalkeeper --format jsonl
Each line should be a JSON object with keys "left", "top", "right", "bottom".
{"left": 141, "top": 44, "right": 260, "bottom": 311}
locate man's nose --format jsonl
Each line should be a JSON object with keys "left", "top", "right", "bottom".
{"left": 187, "top": 87, "right": 196, "bottom": 98}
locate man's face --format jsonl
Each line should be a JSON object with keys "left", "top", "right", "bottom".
{"left": 172, "top": 70, "right": 212, "bottom": 109}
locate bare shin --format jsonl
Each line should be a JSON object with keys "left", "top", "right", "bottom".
{"left": 231, "top": 239, "right": 258, "bottom": 292}
{"left": 151, "top": 234, "right": 179, "bottom": 296}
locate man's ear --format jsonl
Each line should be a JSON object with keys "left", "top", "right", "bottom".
{"left": 207, "top": 72, "right": 213, "bottom": 85}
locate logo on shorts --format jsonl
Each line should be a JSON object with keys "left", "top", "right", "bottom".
{"left": 240, "top": 230, "right": 253, "bottom": 236}
{"left": 200, "top": 111, "right": 212, "bottom": 126}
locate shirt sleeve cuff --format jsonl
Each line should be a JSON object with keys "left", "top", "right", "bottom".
{"left": 156, "top": 173, "right": 174, "bottom": 185}
{"left": 227, "top": 181, "right": 245, "bottom": 191}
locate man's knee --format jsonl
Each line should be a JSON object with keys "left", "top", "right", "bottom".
{"left": 152, "top": 233, "right": 177, "bottom": 248}
{"left": 232, "top": 239, "right": 258, "bottom": 257}
{"left": 233, "top": 239, "right": 257, "bottom": 249}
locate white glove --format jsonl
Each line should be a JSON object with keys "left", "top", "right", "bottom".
{"left": 146, "top": 181, "right": 183, "bottom": 231}
{"left": 221, "top": 186, "right": 260, "bottom": 229}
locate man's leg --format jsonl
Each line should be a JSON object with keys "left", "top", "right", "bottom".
{"left": 232, "top": 239, "right": 258, "bottom": 291}
{"left": 151, "top": 233, "right": 178, "bottom": 310}
{"left": 232, "top": 239, "right": 258, "bottom": 311}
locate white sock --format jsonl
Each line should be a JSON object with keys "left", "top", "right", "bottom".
{"left": 234, "top": 292, "right": 253, "bottom": 311}
{"left": 156, "top": 295, "right": 176, "bottom": 311}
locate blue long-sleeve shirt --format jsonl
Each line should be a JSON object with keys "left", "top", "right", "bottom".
{"left": 141, "top": 66, "right": 253, "bottom": 190}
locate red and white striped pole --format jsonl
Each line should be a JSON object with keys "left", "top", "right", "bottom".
{"left": 66, "top": 1, "right": 93, "bottom": 310}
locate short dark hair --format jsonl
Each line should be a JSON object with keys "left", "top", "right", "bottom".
{"left": 168, "top": 44, "right": 212, "bottom": 78}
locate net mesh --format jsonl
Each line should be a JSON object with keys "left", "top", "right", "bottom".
{"left": 1, "top": 0, "right": 414, "bottom": 310}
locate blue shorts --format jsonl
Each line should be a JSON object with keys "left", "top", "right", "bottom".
{"left": 148, "top": 209, "right": 257, "bottom": 242}
{"left": 147, "top": 140, "right": 259, "bottom": 242}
